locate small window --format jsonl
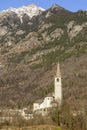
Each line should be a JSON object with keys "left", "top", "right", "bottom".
{"left": 57, "top": 78, "right": 59, "bottom": 82}
{"left": 44, "top": 109, "right": 46, "bottom": 111}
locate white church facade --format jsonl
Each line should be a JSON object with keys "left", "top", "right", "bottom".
{"left": 33, "top": 63, "right": 62, "bottom": 115}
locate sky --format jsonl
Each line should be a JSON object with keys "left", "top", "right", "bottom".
{"left": 0, "top": 0, "right": 87, "bottom": 12}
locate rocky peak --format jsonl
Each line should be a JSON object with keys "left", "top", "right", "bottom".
{"left": 77, "top": 10, "right": 87, "bottom": 16}
{"left": 51, "top": 4, "right": 65, "bottom": 11}
{"left": 1, "top": 4, "right": 45, "bottom": 23}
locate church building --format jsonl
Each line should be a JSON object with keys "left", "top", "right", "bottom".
{"left": 33, "top": 63, "right": 62, "bottom": 115}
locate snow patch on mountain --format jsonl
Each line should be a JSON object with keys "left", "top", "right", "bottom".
{"left": 1, "top": 4, "right": 45, "bottom": 23}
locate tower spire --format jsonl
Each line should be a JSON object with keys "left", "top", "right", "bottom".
{"left": 56, "top": 62, "right": 61, "bottom": 77}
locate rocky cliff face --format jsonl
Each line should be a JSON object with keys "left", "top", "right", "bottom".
{"left": 0, "top": 4, "right": 87, "bottom": 109}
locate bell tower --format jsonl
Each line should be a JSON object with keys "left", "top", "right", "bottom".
{"left": 54, "top": 63, "right": 62, "bottom": 106}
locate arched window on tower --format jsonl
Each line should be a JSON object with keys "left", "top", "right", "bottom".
{"left": 57, "top": 78, "right": 59, "bottom": 82}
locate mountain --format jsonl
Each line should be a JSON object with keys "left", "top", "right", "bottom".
{"left": 1, "top": 4, "right": 45, "bottom": 23}
{"left": 0, "top": 4, "right": 87, "bottom": 110}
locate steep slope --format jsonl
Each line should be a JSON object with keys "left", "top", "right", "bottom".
{"left": 0, "top": 4, "right": 87, "bottom": 110}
